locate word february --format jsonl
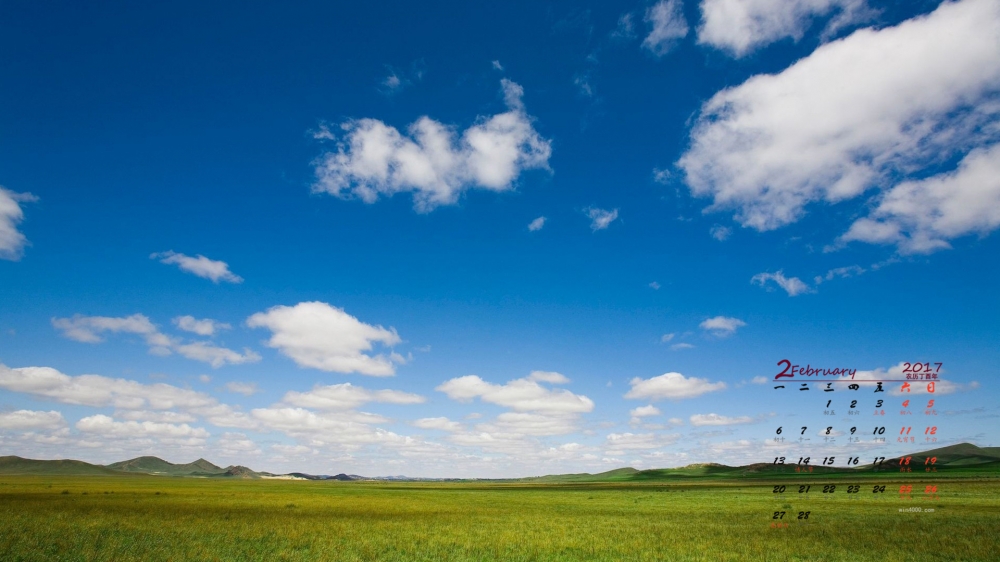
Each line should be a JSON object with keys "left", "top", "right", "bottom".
{"left": 775, "top": 359, "right": 857, "bottom": 379}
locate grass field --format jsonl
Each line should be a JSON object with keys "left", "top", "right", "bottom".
{"left": 1, "top": 475, "right": 998, "bottom": 561}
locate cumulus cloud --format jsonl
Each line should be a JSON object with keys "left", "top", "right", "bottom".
{"left": 528, "top": 216, "right": 546, "bottom": 231}
{"left": 0, "top": 363, "right": 254, "bottom": 429}
{"left": 76, "top": 414, "right": 210, "bottom": 441}
{"left": 629, "top": 405, "right": 662, "bottom": 426}
{"left": 52, "top": 313, "right": 173, "bottom": 352}
{"left": 412, "top": 417, "right": 462, "bottom": 432}
{"left": 710, "top": 224, "right": 731, "bottom": 241}
{"left": 630, "top": 405, "right": 661, "bottom": 418}
{"left": 52, "top": 313, "right": 257, "bottom": 367}
{"left": 436, "top": 372, "right": 593, "bottom": 442}
{"left": 643, "top": 0, "right": 689, "bottom": 56}
{"left": 586, "top": 207, "right": 619, "bottom": 230}
{"left": 670, "top": 343, "right": 695, "bottom": 350}
{"left": 839, "top": 143, "right": 1000, "bottom": 253}
{"left": 526, "top": 370, "right": 571, "bottom": 384}
{"left": 151, "top": 251, "right": 243, "bottom": 283}
{"left": 249, "top": 407, "right": 401, "bottom": 445}
{"left": 312, "top": 79, "right": 551, "bottom": 212}
{"left": 0, "top": 187, "right": 38, "bottom": 261}
{"left": 0, "top": 410, "right": 66, "bottom": 430}
{"left": 679, "top": 0, "right": 1000, "bottom": 234}
{"left": 697, "top": 0, "right": 874, "bottom": 57}
{"left": 751, "top": 376, "right": 768, "bottom": 384}
{"left": 751, "top": 271, "right": 811, "bottom": 296}
{"left": 604, "top": 432, "right": 679, "bottom": 452}
{"left": 625, "top": 372, "right": 727, "bottom": 400}
{"left": 436, "top": 373, "right": 593, "bottom": 414}
{"left": 173, "top": 316, "right": 231, "bottom": 336}
{"left": 690, "top": 413, "right": 754, "bottom": 426}
{"left": 280, "top": 382, "right": 425, "bottom": 410}
{"left": 174, "top": 342, "right": 261, "bottom": 368}
{"left": 699, "top": 315, "right": 747, "bottom": 336}
{"left": 247, "top": 302, "right": 402, "bottom": 376}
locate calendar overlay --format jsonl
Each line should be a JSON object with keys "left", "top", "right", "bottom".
{"left": 767, "top": 360, "right": 947, "bottom": 527}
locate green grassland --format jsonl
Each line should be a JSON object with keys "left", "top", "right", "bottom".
{"left": 1, "top": 474, "right": 998, "bottom": 561}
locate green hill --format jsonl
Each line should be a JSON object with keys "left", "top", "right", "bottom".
{"left": 0, "top": 456, "right": 119, "bottom": 476}
{"left": 524, "top": 443, "right": 1000, "bottom": 483}
{"left": 107, "top": 456, "right": 225, "bottom": 475}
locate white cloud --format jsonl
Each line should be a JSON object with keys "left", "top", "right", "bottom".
{"left": 382, "top": 71, "right": 403, "bottom": 92}
{"left": 198, "top": 375, "right": 211, "bottom": 383}
{"left": 312, "top": 79, "right": 552, "bottom": 212}
{"left": 613, "top": 12, "right": 638, "bottom": 39}
{"left": 630, "top": 405, "right": 661, "bottom": 418}
{"left": 249, "top": 407, "right": 405, "bottom": 446}
{"left": 604, "top": 432, "right": 679, "bottom": 451}
{"left": 412, "top": 417, "right": 462, "bottom": 432}
{"left": 586, "top": 207, "right": 619, "bottom": 230}
{"left": 281, "top": 382, "right": 425, "bottom": 410}
{"left": 710, "top": 224, "right": 731, "bottom": 241}
{"left": 814, "top": 265, "right": 865, "bottom": 284}
{"left": 751, "top": 271, "right": 811, "bottom": 296}
{"left": 437, "top": 373, "right": 593, "bottom": 414}
{"left": 487, "top": 412, "right": 580, "bottom": 436}
{"left": 151, "top": 251, "right": 243, "bottom": 283}
{"left": 528, "top": 216, "right": 546, "bottom": 231}
{"left": 76, "top": 414, "right": 210, "bottom": 440}
{"left": 625, "top": 372, "right": 727, "bottom": 400}
{"left": 699, "top": 315, "right": 746, "bottom": 336}
{"left": 0, "top": 410, "right": 66, "bottom": 430}
{"left": 839, "top": 143, "right": 1000, "bottom": 253}
{"left": 574, "top": 72, "right": 595, "bottom": 98}
{"left": 751, "top": 375, "right": 768, "bottom": 384}
{"left": 661, "top": 333, "right": 675, "bottom": 342}
{"left": 224, "top": 381, "right": 259, "bottom": 396}
{"left": 0, "top": 187, "right": 38, "bottom": 261}
{"left": 53, "top": 313, "right": 257, "bottom": 368}
{"left": 0, "top": 363, "right": 253, "bottom": 430}
{"left": 52, "top": 313, "right": 174, "bottom": 354}
{"left": 629, "top": 405, "right": 663, "bottom": 425}
{"left": 670, "top": 342, "right": 695, "bottom": 350}
{"left": 115, "top": 410, "right": 198, "bottom": 423}
{"left": 526, "top": 370, "right": 570, "bottom": 384}
{"left": 649, "top": 281, "right": 661, "bottom": 290}
{"left": 492, "top": 60, "right": 504, "bottom": 71}
{"left": 174, "top": 341, "right": 261, "bottom": 368}
{"left": 173, "top": 315, "right": 231, "bottom": 336}
{"left": 679, "top": 0, "right": 1000, "bottom": 232}
{"left": 690, "top": 412, "right": 754, "bottom": 426}
{"left": 216, "top": 432, "right": 262, "bottom": 456}
{"left": 247, "top": 301, "right": 402, "bottom": 376}
{"left": 643, "top": 0, "right": 689, "bottom": 56}
{"left": 697, "top": 0, "right": 873, "bottom": 57}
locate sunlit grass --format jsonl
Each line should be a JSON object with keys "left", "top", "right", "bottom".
{"left": 0, "top": 476, "right": 997, "bottom": 561}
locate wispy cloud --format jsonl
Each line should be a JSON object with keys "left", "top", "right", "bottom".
{"left": 586, "top": 207, "right": 619, "bottom": 231}
{"left": 151, "top": 251, "right": 243, "bottom": 283}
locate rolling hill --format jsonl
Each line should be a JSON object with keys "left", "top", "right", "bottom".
{"left": 107, "top": 456, "right": 225, "bottom": 476}
{"left": 1, "top": 442, "right": 997, "bottom": 480}
{"left": 0, "top": 456, "right": 120, "bottom": 476}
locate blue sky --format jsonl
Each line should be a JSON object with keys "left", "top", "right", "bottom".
{"left": 1, "top": 0, "right": 998, "bottom": 477}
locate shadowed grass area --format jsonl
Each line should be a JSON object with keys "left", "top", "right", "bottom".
{"left": 0, "top": 476, "right": 997, "bottom": 561}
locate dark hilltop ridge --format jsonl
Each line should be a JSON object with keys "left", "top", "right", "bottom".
{"left": 1, "top": 443, "right": 998, "bottom": 481}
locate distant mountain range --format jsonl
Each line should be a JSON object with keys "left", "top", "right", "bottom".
{"left": 1, "top": 442, "right": 998, "bottom": 481}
